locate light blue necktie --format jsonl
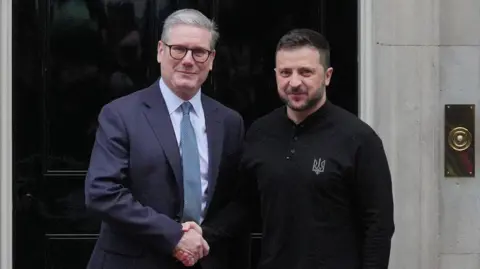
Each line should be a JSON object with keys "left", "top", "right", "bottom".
{"left": 180, "top": 102, "right": 202, "bottom": 223}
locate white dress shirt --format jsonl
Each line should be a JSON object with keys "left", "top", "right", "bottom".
{"left": 159, "top": 78, "right": 209, "bottom": 222}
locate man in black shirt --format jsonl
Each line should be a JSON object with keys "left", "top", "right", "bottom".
{"left": 186, "top": 28, "right": 395, "bottom": 269}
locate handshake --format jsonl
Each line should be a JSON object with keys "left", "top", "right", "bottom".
{"left": 173, "top": 222, "right": 209, "bottom": 267}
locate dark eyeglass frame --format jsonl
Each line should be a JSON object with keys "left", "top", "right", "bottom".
{"left": 163, "top": 42, "right": 213, "bottom": 63}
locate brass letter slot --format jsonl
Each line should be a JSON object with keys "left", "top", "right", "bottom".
{"left": 445, "top": 104, "right": 475, "bottom": 177}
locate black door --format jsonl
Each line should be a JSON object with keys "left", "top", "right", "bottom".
{"left": 13, "top": 0, "right": 357, "bottom": 268}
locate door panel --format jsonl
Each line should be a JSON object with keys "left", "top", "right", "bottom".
{"left": 45, "top": 236, "right": 97, "bottom": 269}
{"left": 46, "top": 0, "right": 155, "bottom": 172}
{"left": 13, "top": 0, "right": 45, "bottom": 268}
{"left": 13, "top": 0, "right": 357, "bottom": 268}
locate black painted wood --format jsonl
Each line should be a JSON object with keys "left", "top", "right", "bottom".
{"left": 13, "top": 0, "right": 356, "bottom": 268}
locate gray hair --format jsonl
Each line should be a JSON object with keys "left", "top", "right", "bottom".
{"left": 161, "top": 9, "right": 219, "bottom": 50}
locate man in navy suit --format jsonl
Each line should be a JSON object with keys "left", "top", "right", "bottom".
{"left": 84, "top": 9, "right": 249, "bottom": 269}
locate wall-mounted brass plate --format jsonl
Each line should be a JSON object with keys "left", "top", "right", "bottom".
{"left": 445, "top": 104, "right": 475, "bottom": 177}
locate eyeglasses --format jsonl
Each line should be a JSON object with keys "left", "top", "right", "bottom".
{"left": 163, "top": 42, "right": 212, "bottom": 63}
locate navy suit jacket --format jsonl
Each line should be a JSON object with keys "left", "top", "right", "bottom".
{"left": 85, "top": 80, "right": 249, "bottom": 269}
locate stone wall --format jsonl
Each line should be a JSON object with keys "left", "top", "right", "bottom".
{"left": 365, "top": 0, "right": 480, "bottom": 268}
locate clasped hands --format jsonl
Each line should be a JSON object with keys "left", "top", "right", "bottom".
{"left": 173, "top": 222, "right": 209, "bottom": 267}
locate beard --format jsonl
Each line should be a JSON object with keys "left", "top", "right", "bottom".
{"left": 280, "top": 84, "right": 325, "bottom": 112}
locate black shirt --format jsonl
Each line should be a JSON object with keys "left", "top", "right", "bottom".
{"left": 241, "top": 101, "right": 394, "bottom": 269}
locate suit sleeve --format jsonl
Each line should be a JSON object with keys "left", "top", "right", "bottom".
{"left": 203, "top": 117, "right": 259, "bottom": 242}
{"left": 85, "top": 104, "right": 183, "bottom": 255}
{"left": 354, "top": 132, "right": 395, "bottom": 269}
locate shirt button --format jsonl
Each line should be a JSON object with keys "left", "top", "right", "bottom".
{"left": 290, "top": 149, "right": 295, "bottom": 154}
{"left": 293, "top": 136, "right": 298, "bottom": 141}
{"left": 286, "top": 156, "right": 290, "bottom": 160}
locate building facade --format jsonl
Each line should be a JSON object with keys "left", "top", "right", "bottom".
{"left": 1, "top": 0, "right": 479, "bottom": 268}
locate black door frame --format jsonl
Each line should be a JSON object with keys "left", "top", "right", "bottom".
{"left": 6, "top": 0, "right": 362, "bottom": 268}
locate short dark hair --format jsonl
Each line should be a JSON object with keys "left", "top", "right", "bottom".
{"left": 276, "top": 28, "right": 330, "bottom": 67}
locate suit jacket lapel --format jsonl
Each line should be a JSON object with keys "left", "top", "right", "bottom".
{"left": 202, "top": 96, "right": 223, "bottom": 210}
{"left": 141, "top": 82, "right": 183, "bottom": 198}
{"left": 140, "top": 84, "right": 223, "bottom": 214}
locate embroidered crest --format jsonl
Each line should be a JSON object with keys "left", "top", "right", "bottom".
{"left": 312, "top": 158, "right": 326, "bottom": 175}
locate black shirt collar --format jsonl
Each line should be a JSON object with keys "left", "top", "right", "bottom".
{"left": 283, "top": 100, "right": 332, "bottom": 128}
